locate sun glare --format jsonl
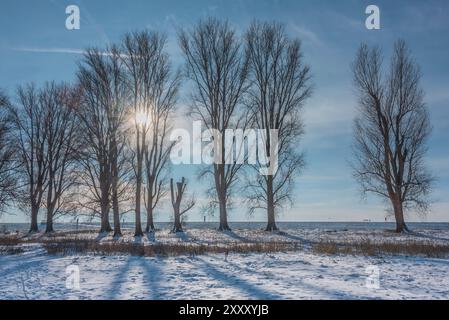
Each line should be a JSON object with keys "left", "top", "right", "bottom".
{"left": 135, "top": 110, "right": 150, "bottom": 126}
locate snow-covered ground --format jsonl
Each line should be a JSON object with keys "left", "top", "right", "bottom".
{"left": 1, "top": 228, "right": 449, "bottom": 300}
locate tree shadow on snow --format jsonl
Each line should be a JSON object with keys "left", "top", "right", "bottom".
{"left": 221, "top": 230, "right": 251, "bottom": 243}
{"left": 146, "top": 232, "right": 156, "bottom": 242}
{"left": 137, "top": 257, "right": 165, "bottom": 299}
{"left": 95, "top": 232, "right": 109, "bottom": 242}
{"left": 174, "top": 231, "right": 189, "bottom": 241}
{"left": 105, "top": 255, "right": 165, "bottom": 299}
{"left": 407, "top": 231, "right": 449, "bottom": 242}
{"left": 293, "top": 273, "right": 374, "bottom": 299}
{"left": 276, "top": 231, "right": 313, "bottom": 247}
{"left": 0, "top": 254, "right": 60, "bottom": 279}
{"left": 218, "top": 254, "right": 371, "bottom": 299}
{"left": 107, "top": 256, "right": 133, "bottom": 299}
{"left": 134, "top": 235, "right": 143, "bottom": 244}
{"left": 195, "top": 256, "right": 281, "bottom": 299}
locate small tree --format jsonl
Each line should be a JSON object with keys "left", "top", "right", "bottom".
{"left": 170, "top": 177, "right": 195, "bottom": 232}
{"left": 351, "top": 40, "right": 433, "bottom": 232}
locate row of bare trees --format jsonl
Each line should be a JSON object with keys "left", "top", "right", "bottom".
{"left": 73, "top": 33, "right": 181, "bottom": 236}
{"left": 0, "top": 19, "right": 432, "bottom": 234}
{"left": 179, "top": 19, "right": 312, "bottom": 231}
{"left": 5, "top": 83, "right": 80, "bottom": 233}
{"left": 0, "top": 33, "right": 181, "bottom": 235}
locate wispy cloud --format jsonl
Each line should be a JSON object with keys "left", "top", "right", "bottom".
{"left": 13, "top": 47, "right": 129, "bottom": 58}
{"left": 13, "top": 47, "right": 86, "bottom": 55}
{"left": 289, "top": 23, "right": 324, "bottom": 47}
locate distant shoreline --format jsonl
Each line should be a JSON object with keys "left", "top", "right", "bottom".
{"left": 2, "top": 221, "right": 449, "bottom": 232}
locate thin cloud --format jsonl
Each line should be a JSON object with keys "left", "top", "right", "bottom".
{"left": 289, "top": 23, "right": 324, "bottom": 47}
{"left": 14, "top": 47, "right": 86, "bottom": 55}
{"left": 13, "top": 47, "right": 130, "bottom": 58}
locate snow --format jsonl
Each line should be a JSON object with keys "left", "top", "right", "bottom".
{"left": 13, "top": 226, "right": 449, "bottom": 246}
{"left": 1, "top": 227, "right": 449, "bottom": 300}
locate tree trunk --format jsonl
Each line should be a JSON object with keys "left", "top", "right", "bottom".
{"left": 111, "top": 144, "right": 121, "bottom": 237}
{"left": 135, "top": 169, "right": 143, "bottom": 236}
{"left": 218, "top": 188, "right": 230, "bottom": 231}
{"left": 145, "top": 186, "right": 155, "bottom": 232}
{"left": 100, "top": 202, "right": 112, "bottom": 233}
{"left": 216, "top": 164, "right": 230, "bottom": 231}
{"left": 29, "top": 203, "right": 39, "bottom": 233}
{"left": 112, "top": 191, "right": 121, "bottom": 237}
{"left": 265, "top": 175, "right": 278, "bottom": 231}
{"left": 45, "top": 177, "right": 54, "bottom": 234}
{"left": 45, "top": 206, "right": 54, "bottom": 233}
{"left": 173, "top": 207, "right": 183, "bottom": 233}
{"left": 134, "top": 130, "right": 144, "bottom": 236}
{"left": 145, "top": 206, "right": 155, "bottom": 232}
{"left": 392, "top": 198, "right": 408, "bottom": 233}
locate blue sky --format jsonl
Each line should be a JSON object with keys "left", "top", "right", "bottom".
{"left": 0, "top": 0, "right": 448, "bottom": 223}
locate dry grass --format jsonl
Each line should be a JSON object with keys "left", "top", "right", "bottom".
{"left": 0, "top": 236, "right": 20, "bottom": 245}
{"left": 46, "top": 229, "right": 97, "bottom": 237}
{"left": 0, "top": 236, "right": 24, "bottom": 255}
{"left": 312, "top": 240, "right": 449, "bottom": 258}
{"left": 42, "top": 238, "right": 299, "bottom": 257}
{"left": 3, "top": 229, "right": 449, "bottom": 258}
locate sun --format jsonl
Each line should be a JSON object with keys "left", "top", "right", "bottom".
{"left": 135, "top": 110, "right": 150, "bottom": 127}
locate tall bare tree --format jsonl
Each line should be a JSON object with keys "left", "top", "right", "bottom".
{"left": 170, "top": 177, "right": 195, "bottom": 232}
{"left": 245, "top": 21, "right": 312, "bottom": 231}
{"left": 0, "top": 91, "right": 17, "bottom": 215}
{"left": 352, "top": 40, "right": 433, "bottom": 232}
{"left": 179, "top": 18, "right": 249, "bottom": 231}
{"left": 122, "top": 30, "right": 179, "bottom": 234}
{"left": 9, "top": 84, "right": 49, "bottom": 232}
{"left": 40, "top": 83, "right": 81, "bottom": 233}
{"left": 77, "top": 47, "right": 128, "bottom": 235}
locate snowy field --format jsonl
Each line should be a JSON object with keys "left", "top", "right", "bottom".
{"left": 1, "top": 226, "right": 449, "bottom": 300}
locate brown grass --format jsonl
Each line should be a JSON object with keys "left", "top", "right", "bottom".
{"left": 46, "top": 229, "right": 97, "bottom": 237}
{"left": 3, "top": 230, "right": 449, "bottom": 258}
{"left": 312, "top": 240, "right": 449, "bottom": 258}
{"left": 0, "top": 236, "right": 24, "bottom": 255}
{"left": 42, "top": 238, "right": 299, "bottom": 257}
{"left": 0, "top": 236, "right": 20, "bottom": 245}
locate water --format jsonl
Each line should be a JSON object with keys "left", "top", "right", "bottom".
{"left": 2, "top": 221, "right": 449, "bottom": 233}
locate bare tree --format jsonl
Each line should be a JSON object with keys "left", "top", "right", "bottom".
{"left": 9, "top": 84, "right": 49, "bottom": 233}
{"left": 245, "top": 21, "right": 312, "bottom": 231}
{"left": 170, "top": 177, "right": 195, "bottom": 232}
{"left": 351, "top": 40, "right": 433, "bottom": 232}
{"left": 179, "top": 18, "right": 249, "bottom": 231}
{"left": 40, "top": 83, "right": 81, "bottom": 233}
{"left": 0, "top": 91, "right": 17, "bottom": 215}
{"left": 77, "top": 47, "right": 128, "bottom": 235}
{"left": 122, "top": 30, "right": 179, "bottom": 234}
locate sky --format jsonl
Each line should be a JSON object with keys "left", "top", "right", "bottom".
{"left": 0, "top": 0, "right": 448, "bottom": 223}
